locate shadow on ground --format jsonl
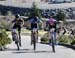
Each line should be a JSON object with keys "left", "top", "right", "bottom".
{"left": 4, "top": 48, "right": 32, "bottom": 51}
{"left": 0, "top": 48, "right": 54, "bottom": 53}
{"left": 12, "top": 50, "right": 53, "bottom": 54}
{"left": 58, "top": 43, "right": 75, "bottom": 50}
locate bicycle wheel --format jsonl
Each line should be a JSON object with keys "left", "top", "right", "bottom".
{"left": 16, "top": 42, "right": 20, "bottom": 50}
{"left": 33, "top": 38, "right": 36, "bottom": 50}
{"left": 33, "top": 33, "right": 36, "bottom": 50}
{"left": 31, "top": 32, "right": 33, "bottom": 45}
{"left": 15, "top": 34, "right": 20, "bottom": 50}
{"left": 18, "top": 31, "right": 21, "bottom": 47}
{"left": 51, "top": 35, "right": 55, "bottom": 52}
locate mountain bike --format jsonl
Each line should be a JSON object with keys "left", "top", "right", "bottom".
{"left": 49, "top": 28, "right": 56, "bottom": 52}
{"left": 12, "top": 29, "right": 20, "bottom": 50}
{"left": 31, "top": 28, "right": 38, "bottom": 50}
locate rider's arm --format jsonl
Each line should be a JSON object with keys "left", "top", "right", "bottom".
{"left": 46, "top": 21, "right": 49, "bottom": 28}
{"left": 9, "top": 19, "right": 16, "bottom": 26}
{"left": 53, "top": 23, "right": 57, "bottom": 32}
{"left": 29, "top": 18, "right": 34, "bottom": 23}
{"left": 37, "top": 17, "right": 43, "bottom": 23}
{"left": 21, "top": 18, "right": 24, "bottom": 27}
{"left": 11, "top": 19, "right": 17, "bottom": 23}
{"left": 11, "top": 20, "right": 15, "bottom": 23}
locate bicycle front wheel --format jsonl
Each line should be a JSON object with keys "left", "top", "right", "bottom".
{"left": 33, "top": 36, "right": 36, "bottom": 50}
{"left": 51, "top": 35, "right": 55, "bottom": 52}
{"left": 16, "top": 42, "right": 20, "bottom": 50}
{"left": 33, "top": 33, "right": 36, "bottom": 50}
{"left": 15, "top": 34, "right": 20, "bottom": 50}
{"left": 18, "top": 31, "right": 21, "bottom": 47}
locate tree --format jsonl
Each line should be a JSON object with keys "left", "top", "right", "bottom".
{"left": 55, "top": 10, "right": 66, "bottom": 21}
{"left": 0, "top": 20, "right": 8, "bottom": 30}
{"left": 6, "top": 11, "right": 13, "bottom": 16}
{"left": 27, "top": 2, "right": 43, "bottom": 29}
{"left": 29, "top": 2, "right": 41, "bottom": 19}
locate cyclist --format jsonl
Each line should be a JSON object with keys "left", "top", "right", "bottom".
{"left": 46, "top": 16, "right": 57, "bottom": 45}
{"left": 29, "top": 16, "right": 42, "bottom": 44}
{"left": 12, "top": 14, "right": 24, "bottom": 46}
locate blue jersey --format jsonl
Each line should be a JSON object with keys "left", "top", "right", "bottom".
{"left": 29, "top": 17, "right": 40, "bottom": 30}
{"left": 30, "top": 18, "right": 40, "bottom": 24}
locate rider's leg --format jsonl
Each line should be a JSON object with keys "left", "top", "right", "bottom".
{"left": 12, "top": 33, "right": 15, "bottom": 41}
{"left": 53, "top": 32, "right": 58, "bottom": 45}
{"left": 31, "top": 30, "right": 33, "bottom": 45}
{"left": 49, "top": 31, "right": 52, "bottom": 45}
{"left": 12, "top": 29, "right": 16, "bottom": 41}
{"left": 49, "top": 32, "right": 56, "bottom": 46}
{"left": 36, "top": 30, "right": 38, "bottom": 43}
{"left": 18, "top": 28, "right": 21, "bottom": 46}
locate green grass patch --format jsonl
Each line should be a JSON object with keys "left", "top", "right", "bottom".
{"left": 6, "top": 29, "right": 47, "bottom": 35}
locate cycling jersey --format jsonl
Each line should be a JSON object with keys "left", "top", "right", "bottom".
{"left": 49, "top": 23, "right": 57, "bottom": 32}
{"left": 12, "top": 18, "right": 23, "bottom": 29}
{"left": 46, "top": 18, "right": 57, "bottom": 32}
{"left": 29, "top": 17, "right": 40, "bottom": 30}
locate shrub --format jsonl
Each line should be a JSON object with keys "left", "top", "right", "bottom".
{"left": 0, "top": 29, "right": 11, "bottom": 50}
{"left": 41, "top": 32, "right": 75, "bottom": 45}
{"left": 57, "top": 35, "right": 75, "bottom": 44}
{"left": 41, "top": 32, "right": 51, "bottom": 43}
{"left": 0, "top": 20, "right": 8, "bottom": 30}
{"left": 70, "top": 37, "right": 75, "bottom": 45}
{"left": 41, "top": 38, "right": 49, "bottom": 43}
{"left": 71, "top": 40, "right": 75, "bottom": 45}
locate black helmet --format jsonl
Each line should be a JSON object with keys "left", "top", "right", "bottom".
{"left": 15, "top": 14, "right": 20, "bottom": 18}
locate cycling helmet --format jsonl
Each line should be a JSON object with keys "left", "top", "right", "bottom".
{"left": 15, "top": 14, "right": 20, "bottom": 18}
{"left": 48, "top": 18, "right": 56, "bottom": 24}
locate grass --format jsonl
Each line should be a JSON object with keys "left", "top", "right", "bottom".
{"left": 6, "top": 29, "right": 47, "bottom": 35}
